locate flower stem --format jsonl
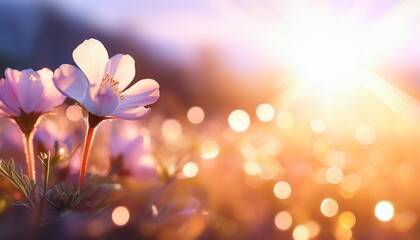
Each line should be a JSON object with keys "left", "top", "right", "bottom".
{"left": 23, "top": 131, "right": 35, "bottom": 180}
{"left": 79, "top": 113, "right": 103, "bottom": 189}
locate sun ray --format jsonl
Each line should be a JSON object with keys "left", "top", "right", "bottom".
{"left": 273, "top": 79, "right": 306, "bottom": 111}
{"left": 362, "top": 72, "right": 420, "bottom": 121}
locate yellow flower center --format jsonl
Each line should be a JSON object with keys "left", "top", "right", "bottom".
{"left": 100, "top": 74, "right": 124, "bottom": 100}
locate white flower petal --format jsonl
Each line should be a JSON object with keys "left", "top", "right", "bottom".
{"left": 53, "top": 64, "right": 88, "bottom": 103}
{"left": 105, "top": 54, "right": 135, "bottom": 91}
{"left": 116, "top": 78, "right": 159, "bottom": 110}
{"left": 72, "top": 38, "right": 108, "bottom": 85}
{"left": 109, "top": 106, "right": 151, "bottom": 120}
{"left": 83, "top": 85, "right": 119, "bottom": 116}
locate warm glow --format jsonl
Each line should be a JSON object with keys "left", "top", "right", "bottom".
{"left": 66, "top": 105, "right": 82, "bottom": 122}
{"left": 256, "top": 103, "right": 275, "bottom": 122}
{"left": 276, "top": 111, "right": 295, "bottom": 130}
{"left": 375, "top": 201, "right": 394, "bottom": 222}
{"left": 321, "top": 198, "right": 339, "bottom": 217}
{"left": 293, "top": 225, "right": 310, "bottom": 240}
{"left": 326, "top": 167, "right": 343, "bottom": 184}
{"left": 335, "top": 226, "right": 353, "bottom": 240}
{"left": 243, "top": 160, "right": 261, "bottom": 176}
{"left": 355, "top": 125, "right": 376, "bottom": 145}
{"left": 112, "top": 206, "right": 130, "bottom": 226}
{"left": 241, "top": 146, "right": 257, "bottom": 160}
{"left": 290, "top": 29, "right": 364, "bottom": 88}
{"left": 339, "top": 211, "right": 356, "bottom": 229}
{"left": 183, "top": 162, "right": 199, "bottom": 178}
{"left": 201, "top": 140, "right": 220, "bottom": 159}
{"left": 161, "top": 118, "right": 182, "bottom": 141}
{"left": 341, "top": 174, "right": 362, "bottom": 193}
{"left": 187, "top": 106, "right": 205, "bottom": 124}
{"left": 275, "top": 211, "right": 293, "bottom": 231}
{"left": 305, "top": 221, "right": 321, "bottom": 238}
{"left": 228, "top": 109, "right": 250, "bottom": 132}
{"left": 310, "top": 119, "right": 326, "bottom": 134}
{"left": 273, "top": 181, "right": 292, "bottom": 199}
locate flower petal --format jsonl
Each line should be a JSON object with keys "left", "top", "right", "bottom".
{"left": 72, "top": 38, "right": 108, "bottom": 85}
{"left": 0, "top": 68, "right": 20, "bottom": 116}
{"left": 109, "top": 106, "right": 151, "bottom": 120}
{"left": 53, "top": 64, "right": 88, "bottom": 103}
{"left": 83, "top": 84, "right": 119, "bottom": 116}
{"left": 34, "top": 68, "right": 66, "bottom": 112}
{"left": 105, "top": 54, "right": 135, "bottom": 90}
{"left": 0, "top": 99, "right": 15, "bottom": 117}
{"left": 4, "top": 68, "right": 21, "bottom": 84}
{"left": 16, "top": 69, "right": 44, "bottom": 113}
{"left": 116, "top": 78, "right": 160, "bottom": 111}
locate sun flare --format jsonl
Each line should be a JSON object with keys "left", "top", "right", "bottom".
{"left": 289, "top": 28, "right": 365, "bottom": 89}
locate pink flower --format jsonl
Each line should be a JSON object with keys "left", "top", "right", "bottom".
{"left": 0, "top": 68, "right": 66, "bottom": 120}
{"left": 53, "top": 38, "right": 160, "bottom": 120}
{"left": 0, "top": 68, "right": 66, "bottom": 180}
{"left": 108, "top": 121, "right": 157, "bottom": 181}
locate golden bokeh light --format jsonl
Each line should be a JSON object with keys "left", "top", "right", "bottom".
{"left": 161, "top": 118, "right": 182, "bottom": 141}
{"left": 326, "top": 166, "right": 343, "bottom": 184}
{"left": 293, "top": 225, "right": 310, "bottom": 240}
{"left": 310, "top": 119, "right": 326, "bottom": 134}
{"left": 228, "top": 109, "right": 250, "bottom": 132}
{"left": 273, "top": 181, "right": 292, "bottom": 199}
{"left": 375, "top": 201, "right": 394, "bottom": 222}
{"left": 320, "top": 198, "right": 339, "bottom": 217}
{"left": 256, "top": 103, "right": 275, "bottom": 122}
{"left": 183, "top": 162, "right": 199, "bottom": 178}
{"left": 274, "top": 211, "right": 293, "bottom": 231}
{"left": 355, "top": 125, "right": 376, "bottom": 145}
{"left": 339, "top": 211, "right": 356, "bottom": 229}
{"left": 243, "top": 160, "right": 262, "bottom": 176}
{"left": 112, "top": 206, "right": 130, "bottom": 226}
{"left": 201, "top": 140, "right": 220, "bottom": 160}
{"left": 187, "top": 106, "right": 205, "bottom": 124}
{"left": 335, "top": 226, "right": 353, "bottom": 240}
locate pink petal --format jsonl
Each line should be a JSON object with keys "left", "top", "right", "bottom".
{"left": 105, "top": 54, "right": 135, "bottom": 91}
{"left": 5, "top": 68, "right": 21, "bottom": 84}
{"left": 15, "top": 69, "right": 44, "bottom": 113}
{"left": 0, "top": 77, "right": 20, "bottom": 116}
{"left": 109, "top": 106, "right": 151, "bottom": 120}
{"left": 0, "top": 100, "right": 14, "bottom": 117}
{"left": 34, "top": 68, "right": 66, "bottom": 112}
{"left": 72, "top": 38, "right": 108, "bottom": 85}
{"left": 83, "top": 85, "right": 119, "bottom": 116}
{"left": 116, "top": 78, "right": 159, "bottom": 111}
{"left": 53, "top": 64, "right": 88, "bottom": 103}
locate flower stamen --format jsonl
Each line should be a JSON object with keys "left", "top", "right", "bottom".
{"left": 100, "top": 74, "right": 124, "bottom": 100}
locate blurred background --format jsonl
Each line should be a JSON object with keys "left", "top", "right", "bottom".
{"left": 1, "top": 0, "right": 420, "bottom": 239}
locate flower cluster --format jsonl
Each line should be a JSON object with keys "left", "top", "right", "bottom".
{"left": 0, "top": 38, "right": 159, "bottom": 224}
